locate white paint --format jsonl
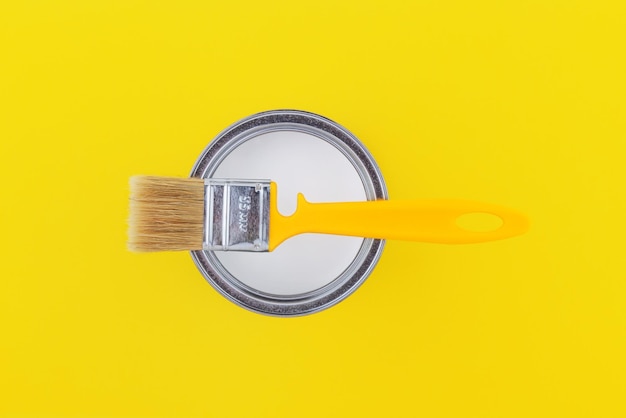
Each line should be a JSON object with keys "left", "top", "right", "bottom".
{"left": 212, "top": 130, "right": 366, "bottom": 295}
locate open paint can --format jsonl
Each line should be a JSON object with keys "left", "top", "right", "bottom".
{"left": 190, "top": 110, "right": 387, "bottom": 316}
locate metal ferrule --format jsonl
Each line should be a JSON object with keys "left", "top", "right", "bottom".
{"left": 203, "top": 179, "right": 271, "bottom": 252}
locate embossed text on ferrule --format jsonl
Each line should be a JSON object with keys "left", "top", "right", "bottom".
{"left": 238, "top": 195, "right": 251, "bottom": 232}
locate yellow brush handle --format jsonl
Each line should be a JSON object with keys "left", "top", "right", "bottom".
{"left": 268, "top": 183, "right": 529, "bottom": 251}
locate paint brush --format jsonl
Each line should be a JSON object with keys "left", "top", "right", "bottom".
{"left": 128, "top": 176, "right": 528, "bottom": 252}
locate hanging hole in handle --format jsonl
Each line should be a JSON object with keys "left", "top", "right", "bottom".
{"left": 456, "top": 212, "right": 504, "bottom": 232}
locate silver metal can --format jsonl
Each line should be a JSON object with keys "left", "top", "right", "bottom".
{"left": 190, "top": 110, "right": 387, "bottom": 316}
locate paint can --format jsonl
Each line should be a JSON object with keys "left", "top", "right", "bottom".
{"left": 190, "top": 110, "right": 387, "bottom": 316}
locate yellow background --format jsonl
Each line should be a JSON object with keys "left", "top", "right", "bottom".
{"left": 1, "top": 1, "right": 625, "bottom": 417}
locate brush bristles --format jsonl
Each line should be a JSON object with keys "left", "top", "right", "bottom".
{"left": 128, "top": 176, "right": 205, "bottom": 252}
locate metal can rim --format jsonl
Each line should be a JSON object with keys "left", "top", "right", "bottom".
{"left": 189, "top": 109, "right": 387, "bottom": 317}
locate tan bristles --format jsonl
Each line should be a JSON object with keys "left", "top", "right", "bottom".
{"left": 128, "top": 176, "right": 205, "bottom": 252}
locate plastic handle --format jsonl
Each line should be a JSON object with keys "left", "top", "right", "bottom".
{"left": 268, "top": 183, "right": 529, "bottom": 251}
